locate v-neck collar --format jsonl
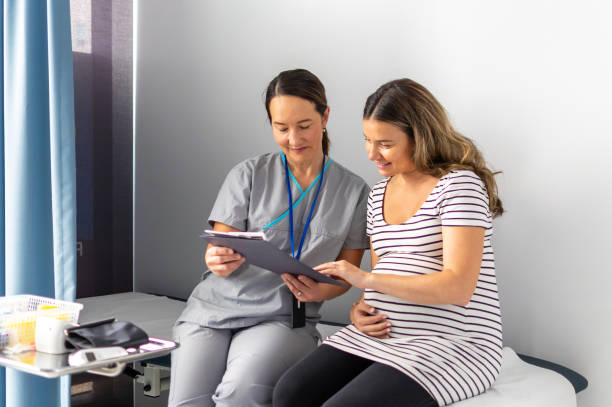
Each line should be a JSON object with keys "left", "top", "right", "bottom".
{"left": 263, "top": 153, "right": 332, "bottom": 230}
{"left": 280, "top": 152, "right": 327, "bottom": 195}
{"left": 381, "top": 174, "right": 443, "bottom": 225}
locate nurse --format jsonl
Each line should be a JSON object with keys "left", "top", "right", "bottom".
{"left": 168, "top": 69, "right": 370, "bottom": 407}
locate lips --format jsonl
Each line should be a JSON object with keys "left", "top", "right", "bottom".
{"left": 376, "top": 162, "right": 390, "bottom": 169}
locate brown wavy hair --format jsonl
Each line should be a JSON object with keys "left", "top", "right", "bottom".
{"left": 364, "top": 79, "right": 503, "bottom": 217}
{"left": 265, "top": 69, "right": 330, "bottom": 154}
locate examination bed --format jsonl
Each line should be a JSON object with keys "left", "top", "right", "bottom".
{"left": 78, "top": 292, "right": 587, "bottom": 406}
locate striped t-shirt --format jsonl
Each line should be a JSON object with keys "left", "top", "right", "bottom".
{"left": 324, "top": 170, "right": 502, "bottom": 406}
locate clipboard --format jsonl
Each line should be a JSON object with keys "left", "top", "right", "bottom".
{"left": 200, "top": 230, "right": 344, "bottom": 286}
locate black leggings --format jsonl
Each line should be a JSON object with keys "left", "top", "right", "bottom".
{"left": 273, "top": 344, "right": 437, "bottom": 407}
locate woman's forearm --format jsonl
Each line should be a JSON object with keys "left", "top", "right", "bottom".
{"left": 364, "top": 269, "right": 476, "bottom": 306}
{"left": 361, "top": 227, "right": 483, "bottom": 306}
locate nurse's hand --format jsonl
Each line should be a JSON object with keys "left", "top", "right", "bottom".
{"left": 281, "top": 273, "right": 326, "bottom": 303}
{"left": 205, "top": 245, "right": 245, "bottom": 278}
{"left": 314, "top": 260, "right": 370, "bottom": 289}
{"left": 351, "top": 298, "right": 390, "bottom": 339}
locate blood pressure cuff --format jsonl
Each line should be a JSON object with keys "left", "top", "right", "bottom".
{"left": 65, "top": 319, "right": 149, "bottom": 350}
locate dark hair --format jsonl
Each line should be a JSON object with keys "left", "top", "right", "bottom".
{"left": 364, "top": 79, "right": 503, "bottom": 217}
{"left": 265, "top": 69, "right": 330, "bottom": 154}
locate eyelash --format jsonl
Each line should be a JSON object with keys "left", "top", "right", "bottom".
{"left": 364, "top": 138, "right": 391, "bottom": 149}
{"left": 278, "top": 126, "right": 311, "bottom": 132}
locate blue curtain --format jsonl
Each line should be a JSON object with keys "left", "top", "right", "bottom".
{"left": 1, "top": 0, "right": 77, "bottom": 406}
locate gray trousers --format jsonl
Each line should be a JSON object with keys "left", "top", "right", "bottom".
{"left": 168, "top": 321, "right": 318, "bottom": 407}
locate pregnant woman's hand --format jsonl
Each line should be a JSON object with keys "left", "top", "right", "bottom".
{"left": 205, "top": 245, "right": 245, "bottom": 278}
{"left": 314, "top": 260, "right": 370, "bottom": 289}
{"left": 351, "top": 298, "right": 391, "bottom": 339}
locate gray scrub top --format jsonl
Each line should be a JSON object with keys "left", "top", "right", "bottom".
{"left": 177, "top": 152, "right": 369, "bottom": 330}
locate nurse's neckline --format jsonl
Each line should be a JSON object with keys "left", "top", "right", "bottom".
{"left": 282, "top": 151, "right": 326, "bottom": 191}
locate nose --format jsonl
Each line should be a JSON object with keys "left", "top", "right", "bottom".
{"left": 366, "top": 143, "right": 379, "bottom": 161}
{"left": 287, "top": 128, "right": 299, "bottom": 144}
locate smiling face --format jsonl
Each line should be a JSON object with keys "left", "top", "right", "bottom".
{"left": 269, "top": 95, "right": 329, "bottom": 165}
{"left": 364, "top": 119, "right": 416, "bottom": 177}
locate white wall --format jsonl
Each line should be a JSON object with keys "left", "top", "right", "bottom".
{"left": 134, "top": 1, "right": 611, "bottom": 405}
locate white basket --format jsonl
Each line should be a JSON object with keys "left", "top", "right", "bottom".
{"left": 0, "top": 295, "right": 83, "bottom": 349}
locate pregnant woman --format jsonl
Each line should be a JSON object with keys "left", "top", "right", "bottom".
{"left": 274, "top": 78, "right": 504, "bottom": 407}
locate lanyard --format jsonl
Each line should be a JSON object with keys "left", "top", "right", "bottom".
{"left": 284, "top": 153, "right": 326, "bottom": 260}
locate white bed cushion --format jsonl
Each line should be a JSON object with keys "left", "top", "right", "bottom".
{"left": 317, "top": 324, "right": 576, "bottom": 407}
{"left": 452, "top": 347, "right": 576, "bottom": 407}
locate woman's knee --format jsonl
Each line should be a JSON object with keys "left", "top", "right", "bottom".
{"left": 273, "top": 368, "right": 305, "bottom": 407}
{"left": 169, "top": 323, "right": 231, "bottom": 406}
{"left": 213, "top": 378, "right": 276, "bottom": 407}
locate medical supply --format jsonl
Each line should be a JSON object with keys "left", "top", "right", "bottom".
{"left": 68, "top": 347, "right": 128, "bottom": 367}
{"left": 0, "top": 328, "right": 12, "bottom": 349}
{"left": 65, "top": 319, "right": 149, "bottom": 350}
{"left": 0, "top": 295, "right": 83, "bottom": 351}
{"left": 35, "top": 315, "right": 78, "bottom": 354}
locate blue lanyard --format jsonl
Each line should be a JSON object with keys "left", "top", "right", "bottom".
{"left": 285, "top": 154, "right": 326, "bottom": 260}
